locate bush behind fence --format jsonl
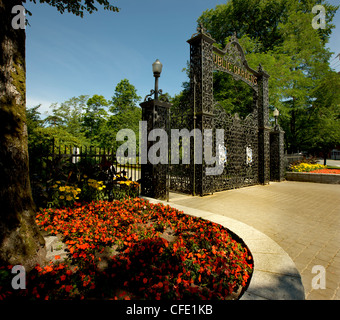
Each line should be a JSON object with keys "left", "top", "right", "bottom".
{"left": 29, "top": 144, "right": 141, "bottom": 209}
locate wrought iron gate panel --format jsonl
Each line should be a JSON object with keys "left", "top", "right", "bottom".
{"left": 210, "top": 103, "right": 259, "bottom": 192}
{"left": 166, "top": 26, "right": 283, "bottom": 198}
{"left": 169, "top": 99, "right": 194, "bottom": 194}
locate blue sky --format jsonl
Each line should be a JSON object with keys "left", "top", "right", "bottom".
{"left": 24, "top": 0, "right": 340, "bottom": 115}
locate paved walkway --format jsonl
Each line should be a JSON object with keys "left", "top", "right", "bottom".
{"left": 317, "top": 159, "right": 340, "bottom": 167}
{"left": 168, "top": 181, "right": 340, "bottom": 300}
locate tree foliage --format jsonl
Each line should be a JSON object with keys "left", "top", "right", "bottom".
{"left": 197, "top": 0, "right": 339, "bottom": 154}
{"left": 101, "top": 79, "right": 142, "bottom": 150}
{"left": 27, "top": 0, "right": 119, "bottom": 17}
{"left": 308, "top": 71, "right": 340, "bottom": 161}
{"left": 28, "top": 79, "right": 142, "bottom": 151}
{"left": 110, "top": 78, "right": 141, "bottom": 114}
{"left": 82, "top": 94, "right": 109, "bottom": 145}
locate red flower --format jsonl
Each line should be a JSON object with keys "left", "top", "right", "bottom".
{"left": 32, "top": 198, "right": 253, "bottom": 300}
{"left": 65, "top": 285, "right": 73, "bottom": 293}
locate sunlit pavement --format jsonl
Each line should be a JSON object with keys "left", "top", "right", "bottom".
{"left": 168, "top": 181, "right": 340, "bottom": 300}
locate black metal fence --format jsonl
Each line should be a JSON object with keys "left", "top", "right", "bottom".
{"left": 48, "top": 145, "right": 141, "bottom": 182}
{"left": 29, "top": 143, "right": 141, "bottom": 207}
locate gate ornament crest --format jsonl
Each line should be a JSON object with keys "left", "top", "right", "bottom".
{"left": 213, "top": 32, "right": 259, "bottom": 89}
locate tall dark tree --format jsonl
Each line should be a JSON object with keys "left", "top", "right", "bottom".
{"left": 0, "top": 0, "right": 119, "bottom": 270}
{"left": 100, "top": 79, "right": 142, "bottom": 149}
{"left": 82, "top": 94, "right": 109, "bottom": 145}
{"left": 308, "top": 71, "right": 340, "bottom": 164}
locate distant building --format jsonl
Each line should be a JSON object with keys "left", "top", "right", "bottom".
{"left": 331, "top": 148, "right": 340, "bottom": 160}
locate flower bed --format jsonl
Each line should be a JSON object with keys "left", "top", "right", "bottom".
{"left": 310, "top": 168, "right": 340, "bottom": 174}
{"left": 0, "top": 198, "right": 253, "bottom": 300}
{"left": 290, "top": 163, "right": 325, "bottom": 172}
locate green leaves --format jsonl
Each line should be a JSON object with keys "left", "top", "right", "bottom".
{"left": 28, "top": 78, "right": 142, "bottom": 150}
{"left": 110, "top": 79, "right": 141, "bottom": 114}
{"left": 197, "top": 0, "right": 339, "bottom": 153}
{"left": 29, "top": 0, "right": 120, "bottom": 18}
{"left": 82, "top": 94, "right": 109, "bottom": 145}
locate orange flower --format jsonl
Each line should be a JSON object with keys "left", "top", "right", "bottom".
{"left": 44, "top": 265, "right": 53, "bottom": 273}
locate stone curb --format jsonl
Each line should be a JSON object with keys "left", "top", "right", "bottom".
{"left": 286, "top": 172, "right": 340, "bottom": 184}
{"left": 143, "top": 196, "right": 305, "bottom": 300}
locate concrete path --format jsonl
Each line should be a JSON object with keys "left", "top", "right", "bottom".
{"left": 145, "top": 196, "right": 305, "bottom": 300}
{"left": 167, "top": 181, "right": 340, "bottom": 300}
{"left": 317, "top": 159, "right": 340, "bottom": 167}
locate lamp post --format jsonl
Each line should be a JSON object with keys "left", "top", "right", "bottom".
{"left": 273, "top": 108, "right": 279, "bottom": 129}
{"left": 152, "top": 59, "right": 163, "bottom": 100}
{"left": 140, "top": 59, "right": 171, "bottom": 201}
{"left": 144, "top": 59, "right": 168, "bottom": 102}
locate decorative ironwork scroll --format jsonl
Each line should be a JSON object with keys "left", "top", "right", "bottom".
{"left": 213, "top": 33, "right": 259, "bottom": 92}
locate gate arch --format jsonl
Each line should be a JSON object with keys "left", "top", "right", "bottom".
{"left": 183, "top": 26, "right": 271, "bottom": 195}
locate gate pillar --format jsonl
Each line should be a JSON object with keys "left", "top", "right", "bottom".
{"left": 187, "top": 27, "right": 215, "bottom": 196}
{"left": 257, "top": 65, "right": 271, "bottom": 184}
{"left": 270, "top": 128, "right": 285, "bottom": 181}
{"left": 140, "top": 99, "right": 171, "bottom": 200}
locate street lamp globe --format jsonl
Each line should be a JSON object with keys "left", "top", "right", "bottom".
{"left": 152, "top": 59, "right": 163, "bottom": 76}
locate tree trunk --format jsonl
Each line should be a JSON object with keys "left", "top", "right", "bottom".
{"left": 0, "top": 1, "right": 46, "bottom": 271}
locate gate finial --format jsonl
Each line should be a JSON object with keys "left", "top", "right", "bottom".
{"left": 231, "top": 31, "right": 238, "bottom": 42}
{"left": 191, "top": 23, "right": 214, "bottom": 40}
{"left": 197, "top": 23, "right": 206, "bottom": 34}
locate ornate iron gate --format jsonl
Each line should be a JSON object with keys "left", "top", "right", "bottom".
{"left": 141, "top": 26, "right": 285, "bottom": 199}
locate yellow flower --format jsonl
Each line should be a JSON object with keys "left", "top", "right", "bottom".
{"left": 66, "top": 195, "right": 72, "bottom": 201}
{"left": 59, "top": 195, "right": 65, "bottom": 199}
{"left": 59, "top": 186, "right": 65, "bottom": 192}
{"left": 56, "top": 181, "right": 61, "bottom": 184}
